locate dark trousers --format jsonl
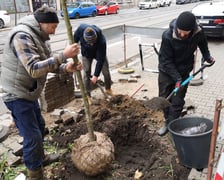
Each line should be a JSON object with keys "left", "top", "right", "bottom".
{"left": 82, "top": 56, "right": 112, "bottom": 96}
{"left": 5, "top": 99, "right": 45, "bottom": 170}
{"left": 158, "top": 71, "right": 188, "bottom": 124}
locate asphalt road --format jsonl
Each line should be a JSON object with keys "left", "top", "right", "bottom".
{"left": 0, "top": 2, "right": 199, "bottom": 50}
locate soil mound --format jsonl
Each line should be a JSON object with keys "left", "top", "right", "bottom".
{"left": 49, "top": 95, "right": 190, "bottom": 179}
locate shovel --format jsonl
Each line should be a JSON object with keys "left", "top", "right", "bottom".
{"left": 144, "top": 61, "right": 215, "bottom": 110}
{"left": 95, "top": 80, "right": 110, "bottom": 100}
{"left": 89, "top": 76, "right": 110, "bottom": 100}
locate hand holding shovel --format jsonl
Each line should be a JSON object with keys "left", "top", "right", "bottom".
{"left": 89, "top": 75, "right": 110, "bottom": 100}
{"left": 145, "top": 61, "right": 215, "bottom": 110}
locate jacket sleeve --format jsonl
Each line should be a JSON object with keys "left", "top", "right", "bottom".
{"left": 159, "top": 33, "right": 182, "bottom": 82}
{"left": 94, "top": 34, "right": 106, "bottom": 77}
{"left": 12, "top": 33, "right": 67, "bottom": 78}
{"left": 197, "top": 31, "right": 211, "bottom": 62}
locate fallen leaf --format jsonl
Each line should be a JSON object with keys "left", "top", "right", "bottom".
{"left": 134, "top": 169, "right": 143, "bottom": 179}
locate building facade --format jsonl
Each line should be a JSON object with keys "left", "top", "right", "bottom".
{"left": 1, "top": 0, "right": 68, "bottom": 13}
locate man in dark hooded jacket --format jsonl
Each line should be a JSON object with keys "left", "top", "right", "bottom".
{"left": 157, "top": 11, "right": 215, "bottom": 136}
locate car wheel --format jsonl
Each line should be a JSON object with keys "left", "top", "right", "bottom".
{"left": 92, "top": 11, "right": 96, "bottom": 17}
{"left": 74, "top": 13, "right": 80, "bottom": 19}
{"left": 105, "top": 10, "right": 108, "bottom": 15}
{"left": 116, "top": 9, "right": 119, "bottom": 14}
{"left": 0, "top": 19, "right": 4, "bottom": 29}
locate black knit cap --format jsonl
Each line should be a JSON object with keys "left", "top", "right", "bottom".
{"left": 34, "top": 6, "right": 59, "bottom": 23}
{"left": 176, "top": 11, "right": 196, "bottom": 31}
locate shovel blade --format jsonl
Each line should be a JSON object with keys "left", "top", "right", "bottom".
{"left": 143, "top": 97, "right": 171, "bottom": 110}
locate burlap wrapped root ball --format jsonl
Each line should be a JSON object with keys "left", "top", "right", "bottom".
{"left": 71, "top": 131, "right": 115, "bottom": 176}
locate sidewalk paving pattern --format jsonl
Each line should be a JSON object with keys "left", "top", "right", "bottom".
{"left": 0, "top": 29, "right": 224, "bottom": 179}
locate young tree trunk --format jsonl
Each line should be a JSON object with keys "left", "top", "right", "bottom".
{"left": 61, "top": 0, "right": 95, "bottom": 142}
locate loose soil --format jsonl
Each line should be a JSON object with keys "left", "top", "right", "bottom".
{"left": 44, "top": 94, "right": 191, "bottom": 180}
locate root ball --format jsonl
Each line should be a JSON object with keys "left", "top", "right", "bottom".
{"left": 71, "top": 131, "right": 114, "bottom": 176}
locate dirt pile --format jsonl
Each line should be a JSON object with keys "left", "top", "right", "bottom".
{"left": 47, "top": 94, "right": 190, "bottom": 180}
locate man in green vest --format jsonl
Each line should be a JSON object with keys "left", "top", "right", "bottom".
{"left": 0, "top": 6, "right": 82, "bottom": 179}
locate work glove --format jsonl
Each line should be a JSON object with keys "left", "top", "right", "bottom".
{"left": 175, "top": 80, "right": 181, "bottom": 89}
{"left": 204, "top": 56, "right": 215, "bottom": 64}
{"left": 90, "top": 75, "right": 98, "bottom": 84}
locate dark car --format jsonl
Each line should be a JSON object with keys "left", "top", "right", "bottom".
{"left": 176, "top": 0, "right": 191, "bottom": 4}
{"left": 96, "top": 1, "right": 119, "bottom": 15}
{"left": 192, "top": 1, "right": 224, "bottom": 37}
{"left": 60, "top": 1, "right": 97, "bottom": 19}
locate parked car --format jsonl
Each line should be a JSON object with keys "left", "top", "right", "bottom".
{"left": 0, "top": 10, "right": 10, "bottom": 29}
{"left": 158, "top": 0, "right": 171, "bottom": 7}
{"left": 192, "top": 1, "right": 224, "bottom": 37}
{"left": 139, "top": 0, "right": 159, "bottom": 9}
{"left": 191, "top": 0, "right": 199, "bottom": 3}
{"left": 60, "top": 1, "right": 97, "bottom": 19}
{"left": 176, "top": 0, "right": 191, "bottom": 4}
{"left": 96, "top": 1, "right": 119, "bottom": 15}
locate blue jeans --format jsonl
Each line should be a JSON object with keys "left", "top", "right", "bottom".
{"left": 5, "top": 99, "right": 45, "bottom": 170}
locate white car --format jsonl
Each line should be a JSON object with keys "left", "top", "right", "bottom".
{"left": 158, "top": 0, "right": 171, "bottom": 7}
{"left": 0, "top": 10, "right": 10, "bottom": 29}
{"left": 192, "top": 1, "right": 224, "bottom": 37}
{"left": 139, "top": 0, "right": 159, "bottom": 9}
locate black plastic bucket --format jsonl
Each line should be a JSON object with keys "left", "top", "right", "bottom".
{"left": 168, "top": 116, "right": 213, "bottom": 169}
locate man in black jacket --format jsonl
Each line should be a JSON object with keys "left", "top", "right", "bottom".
{"left": 74, "top": 24, "right": 114, "bottom": 104}
{"left": 157, "top": 11, "right": 214, "bottom": 136}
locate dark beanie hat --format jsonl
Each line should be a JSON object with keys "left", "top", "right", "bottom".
{"left": 34, "top": 6, "right": 59, "bottom": 23}
{"left": 176, "top": 11, "right": 196, "bottom": 31}
{"left": 83, "top": 27, "right": 97, "bottom": 44}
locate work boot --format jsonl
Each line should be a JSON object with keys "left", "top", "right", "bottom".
{"left": 28, "top": 167, "right": 44, "bottom": 180}
{"left": 43, "top": 153, "right": 60, "bottom": 166}
{"left": 87, "top": 96, "right": 92, "bottom": 105}
{"left": 157, "top": 123, "right": 168, "bottom": 136}
{"left": 105, "top": 89, "right": 114, "bottom": 96}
